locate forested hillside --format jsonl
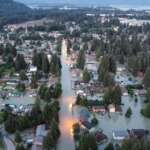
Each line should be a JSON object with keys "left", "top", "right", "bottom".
{"left": 0, "top": 0, "right": 47, "bottom": 26}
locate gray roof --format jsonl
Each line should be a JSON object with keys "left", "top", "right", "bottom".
{"left": 113, "top": 130, "right": 129, "bottom": 138}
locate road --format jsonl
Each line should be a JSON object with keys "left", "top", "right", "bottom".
{"left": 57, "top": 40, "right": 77, "bottom": 150}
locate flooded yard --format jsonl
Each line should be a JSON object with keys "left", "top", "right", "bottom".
{"left": 0, "top": 93, "right": 35, "bottom": 109}
{"left": 96, "top": 95, "right": 150, "bottom": 139}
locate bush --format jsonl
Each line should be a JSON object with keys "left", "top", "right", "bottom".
{"left": 15, "top": 131, "right": 22, "bottom": 143}
{"left": 125, "top": 107, "right": 132, "bottom": 118}
{"left": 141, "top": 103, "right": 150, "bottom": 118}
{"left": 104, "top": 143, "right": 114, "bottom": 150}
{"left": 91, "top": 118, "right": 98, "bottom": 126}
{"left": 16, "top": 82, "right": 26, "bottom": 92}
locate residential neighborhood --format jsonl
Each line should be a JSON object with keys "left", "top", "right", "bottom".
{"left": 0, "top": 0, "right": 150, "bottom": 150}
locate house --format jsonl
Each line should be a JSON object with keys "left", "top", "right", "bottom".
{"left": 85, "top": 62, "right": 98, "bottom": 73}
{"left": 80, "top": 120, "right": 92, "bottom": 130}
{"left": 29, "top": 65, "right": 37, "bottom": 73}
{"left": 6, "top": 79, "right": 19, "bottom": 86}
{"left": 108, "top": 104, "right": 116, "bottom": 113}
{"left": 71, "top": 68, "right": 82, "bottom": 79}
{"left": 115, "top": 105, "right": 122, "bottom": 113}
{"left": 94, "top": 131, "right": 107, "bottom": 144}
{"left": 129, "top": 129, "right": 149, "bottom": 139}
{"left": 135, "top": 90, "right": 146, "bottom": 96}
{"left": 112, "top": 130, "right": 129, "bottom": 140}
{"left": 32, "top": 124, "right": 48, "bottom": 150}
{"left": 92, "top": 106, "right": 106, "bottom": 113}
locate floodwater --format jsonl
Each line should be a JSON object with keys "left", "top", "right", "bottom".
{"left": 97, "top": 95, "right": 150, "bottom": 139}
{"left": 57, "top": 40, "right": 77, "bottom": 150}
{"left": 57, "top": 40, "right": 150, "bottom": 150}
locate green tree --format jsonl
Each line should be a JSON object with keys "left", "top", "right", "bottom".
{"left": 78, "top": 133, "right": 97, "bottom": 150}
{"left": 54, "top": 82, "right": 62, "bottom": 98}
{"left": 15, "top": 144, "right": 25, "bottom": 150}
{"left": 82, "top": 69, "right": 91, "bottom": 83}
{"left": 42, "top": 53, "right": 50, "bottom": 74}
{"left": 43, "top": 104, "right": 53, "bottom": 123}
{"left": 113, "top": 85, "right": 122, "bottom": 105}
{"left": 15, "top": 131, "right": 22, "bottom": 143}
{"left": 38, "top": 84, "right": 47, "bottom": 99}
{"left": 104, "top": 86, "right": 122, "bottom": 105}
{"left": 44, "top": 88, "right": 51, "bottom": 102}
{"left": 104, "top": 143, "right": 114, "bottom": 150}
{"left": 145, "top": 88, "right": 150, "bottom": 103}
{"left": 43, "top": 131, "right": 55, "bottom": 150}
{"left": 98, "top": 55, "right": 116, "bottom": 83}
{"left": 30, "top": 74, "right": 38, "bottom": 89}
{"left": 17, "top": 115, "right": 30, "bottom": 130}
{"left": 15, "top": 54, "right": 27, "bottom": 71}
{"left": 76, "top": 49, "right": 85, "bottom": 70}
{"left": 125, "top": 107, "right": 132, "bottom": 118}
{"left": 4, "top": 115, "right": 17, "bottom": 133}
{"left": 50, "top": 54, "right": 61, "bottom": 76}
{"left": 51, "top": 119, "right": 60, "bottom": 141}
{"left": 19, "top": 70, "right": 28, "bottom": 81}
{"left": 6, "top": 54, "right": 14, "bottom": 67}
{"left": 91, "top": 117, "right": 98, "bottom": 126}
{"left": 141, "top": 103, "right": 150, "bottom": 118}
{"left": 103, "top": 72, "right": 115, "bottom": 87}
{"left": 16, "top": 82, "right": 26, "bottom": 92}
{"left": 72, "top": 123, "right": 80, "bottom": 141}
{"left": 143, "top": 67, "right": 150, "bottom": 89}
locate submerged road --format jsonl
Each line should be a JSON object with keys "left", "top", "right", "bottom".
{"left": 57, "top": 40, "right": 77, "bottom": 150}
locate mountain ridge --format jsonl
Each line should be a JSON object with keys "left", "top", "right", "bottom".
{"left": 15, "top": 0, "right": 150, "bottom": 6}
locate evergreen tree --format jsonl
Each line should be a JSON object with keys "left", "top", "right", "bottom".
{"left": 42, "top": 53, "right": 50, "bottom": 74}
{"left": 15, "top": 54, "right": 27, "bottom": 71}
{"left": 6, "top": 54, "right": 14, "bottom": 67}
{"left": 125, "top": 107, "right": 132, "bottom": 118}
{"left": 82, "top": 69, "right": 91, "bottom": 83}
{"left": 104, "top": 143, "right": 114, "bottom": 150}
{"left": 103, "top": 72, "right": 115, "bottom": 87}
{"left": 43, "top": 131, "right": 55, "bottom": 150}
{"left": 143, "top": 67, "right": 150, "bottom": 89}
{"left": 16, "top": 82, "right": 26, "bottom": 92}
{"left": 15, "top": 144, "right": 25, "bottom": 150}
{"left": 30, "top": 74, "right": 38, "bottom": 89}
{"left": 19, "top": 70, "right": 28, "bottom": 81}
{"left": 78, "top": 133, "right": 97, "bottom": 150}
{"left": 15, "top": 131, "right": 22, "bottom": 143}
{"left": 76, "top": 49, "right": 85, "bottom": 70}
{"left": 50, "top": 54, "right": 61, "bottom": 75}
{"left": 44, "top": 88, "right": 51, "bottom": 102}
{"left": 5, "top": 115, "right": 17, "bottom": 133}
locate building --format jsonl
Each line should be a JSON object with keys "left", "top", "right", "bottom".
{"left": 92, "top": 106, "right": 106, "bottom": 113}
{"left": 108, "top": 104, "right": 116, "bottom": 113}
{"left": 29, "top": 65, "right": 37, "bottom": 73}
{"left": 32, "top": 124, "right": 48, "bottom": 150}
{"left": 95, "top": 131, "right": 107, "bottom": 144}
{"left": 129, "top": 129, "right": 149, "bottom": 139}
{"left": 112, "top": 130, "right": 129, "bottom": 141}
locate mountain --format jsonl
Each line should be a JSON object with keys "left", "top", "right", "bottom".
{"left": 16, "top": 0, "right": 150, "bottom": 9}
{"left": 0, "top": 0, "right": 32, "bottom": 25}
{"left": 0, "top": 0, "right": 49, "bottom": 26}
{"left": 0, "top": 0, "right": 31, "bottom": 13}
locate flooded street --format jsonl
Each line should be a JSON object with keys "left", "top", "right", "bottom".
{"left": 57, "top": 40, "right": 77, "bottom": 150}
